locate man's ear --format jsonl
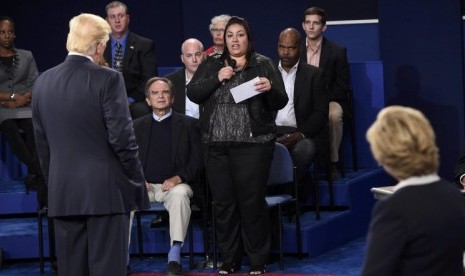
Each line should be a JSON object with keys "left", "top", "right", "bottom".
{"left": 145, "top": 97, "right": 151, "bottom": 106}
{"left": 96, "top": 43, "right": 106, "bottom": 55}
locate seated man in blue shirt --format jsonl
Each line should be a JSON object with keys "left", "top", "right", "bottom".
{"left": 133, "top": 77, "right": 203, "bottom": 275}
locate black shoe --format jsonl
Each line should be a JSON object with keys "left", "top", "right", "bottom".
{"left": 127, "top": 264, "right": 132, "bottom": 275}
{"left": 166, "top": 261, "right": 183, "bottom": 276}
{"left": 150, "top": 214, "right": 169, "bottom": 228}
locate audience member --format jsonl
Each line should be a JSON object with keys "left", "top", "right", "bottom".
{"left": 362, "top": 106, "right": 465, "bottom": 275}
{"left": 275, "top": 27, "right": 328, "bottom": 200}
{"left": 32, "top": 13, "right": 149, "bottom": 275}
{"left": 165, "top": 38, "right": 204, "bottom": 119}
{"left": 0, "top": 16, "right": 45, "bottom": 202}
{"left": 300, "top": 7, "right": 350, "bottom": 179}
{"left": 104, "top": 1, "right": 158, "bottom": 119}
{"left": 187, "top": 16, "right": 288, "bottom": 275}
{"left": 204, "top": 14, "right": 231, "bottom": 58}
{"left": 132, "top": 77, "right": 202, "bottom": 275}
{"left": 453, "top": 151, "right": 465, "bottom": 189}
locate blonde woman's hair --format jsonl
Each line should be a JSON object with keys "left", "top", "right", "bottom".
{"left": 66, "top": 13, "right": 111, "bottom": 56}
{"left": 366, "top": 106, "right": 439, "bottom": 180}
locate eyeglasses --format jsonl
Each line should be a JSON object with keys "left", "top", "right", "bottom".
{"left": 210, "top": 28, "right": 225, "bottom": 34}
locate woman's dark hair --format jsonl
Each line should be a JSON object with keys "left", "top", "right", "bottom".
{"left": 221, "top": 16, "right": 254, "bottom": 65}
{"left": 0, "top": 16, "right": 15, "bottom": 29}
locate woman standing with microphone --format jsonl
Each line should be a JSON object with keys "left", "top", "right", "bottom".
{"left": 187, "top": 16, "right": 287, "bottom": 275}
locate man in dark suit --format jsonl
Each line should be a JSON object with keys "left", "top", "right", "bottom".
{"left": 300, "top": 7, "right": 350, "bottom": 179}
{"left": 104, "top": 1, "right": 158, "bottom": 119}
{"left": 275, "top": 27, "right": 328, "bottom": 201}
{"left": 133, "top": 77, "right": 202, "bottom": 275}
{"left": 165, "top": 38, "right": 204, "bottom": 119}
{"left": 32, "top": 13, "right": 149, "bottom": 276}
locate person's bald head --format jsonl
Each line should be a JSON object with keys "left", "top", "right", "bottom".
{"left": 278, "top": 28, "right": 301, "bottom": 71}
{"left": 279, "top": 28, "right": 301, "bottom": 45}
{"left": 181, "top": 38, "right": 204, "bottom": 75}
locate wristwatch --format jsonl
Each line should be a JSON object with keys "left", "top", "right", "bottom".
{"left": 9, "top": 93, "right": 16, "bottom": 101}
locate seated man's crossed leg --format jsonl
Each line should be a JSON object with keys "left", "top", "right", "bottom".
{"left": 147, "top": 182, "right": 193, "bottom": 275}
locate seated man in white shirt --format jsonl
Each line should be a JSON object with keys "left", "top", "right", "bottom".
{"left": 274, "top": 28, "right": 328, "bottom": 201}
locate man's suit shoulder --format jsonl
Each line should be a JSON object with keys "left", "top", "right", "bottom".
{"left": 165, "top": 68, "right": 185, "bottom": 81}
{"left": 322, "top": 38, "right": 347, "bottom": 53}
{"left": 298, "top": 62, "right": 324, "bottom": 74}
{"left": 128, "top": 32, "right": 155, "bottom": 47}
{"left": 133, "top": 113, "right": 152, "bottom": 127}
{"left": 173, "top": 111, "right": 199, "bottom": 124}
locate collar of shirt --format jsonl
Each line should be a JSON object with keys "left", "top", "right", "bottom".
{"left": 184, "top": 69, "right": 192, "bottom": 84}
{"left": 306, "top": 37, "right": 323, "bottom": 51}
{"left": 152, "top": 109, "right": 173, "bottom": 122}
{"left": 278, "top": 60, "right": 299, "bottom": 74}
{"left": 111, "top": 33, "right": 128, "bottom": 52}
{"left": 68, "top": 52, "right": 94, "bottom": 63}
{"left": 393, "top": 174, "right": 440, "bottom": 192}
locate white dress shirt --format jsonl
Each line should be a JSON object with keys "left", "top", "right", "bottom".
{"left": 184, "top": 71, "right": 199, "bottom": 119}
{"left": 275, "top": 61, "right": 298, "bottom": 127}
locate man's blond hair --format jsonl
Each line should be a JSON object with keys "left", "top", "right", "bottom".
{"left": 66, "top": 13, "right": 111, "bottom": 55}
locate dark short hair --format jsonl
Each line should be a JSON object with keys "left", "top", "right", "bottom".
{"left": 303, "top": 7, "right": 327, "bottom": 25}
{"left": 145, "top": 77, "right": 174, "bottom": 98}
{"left": 221, "top": 16, "right": 254, "bottom": 64}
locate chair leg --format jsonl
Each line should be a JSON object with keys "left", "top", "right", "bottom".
{"left": 327, "top": 164, "right": 335, "bottom": 210}
{"left": 313, "top": 165, "right": 320, "bottom": 220}
{"left": 136, "top": 211, "right": 144, "bottom": 259}
{"left": 38, "top": 209, "right": 44, "bottom": 273}
{"left": 294, "top": 200, "right": 302, "bottom": 259}
{"left": 189, "top": 219, "right": 194, "bottom": 270}
{"left": 350, "top": 117, "right": 358, "bottom": 171}
{"left": 278, "top": 205, "right": 284, "bottom": 270}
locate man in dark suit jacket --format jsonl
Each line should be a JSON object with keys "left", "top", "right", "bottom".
{"left": 133, "top": 77, "right": 202, "bottom": 275}
{"left": 275, "top": 28, "right": 328, "bottom": 200}
{"left": 300, "top": 7, "right": 350, "bottom": 179}
{"left": 104, "top": 1, "right": 158, "bottom": 119}
{"left": 165, "top": 38, "right": 204, "bottom": 119}
{"left": 32, "top": 13, "right": 149, "bottom": 276}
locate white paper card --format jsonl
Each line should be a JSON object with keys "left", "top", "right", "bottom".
{"left": 230, "top": 76, "right": 260, "bottom": 103}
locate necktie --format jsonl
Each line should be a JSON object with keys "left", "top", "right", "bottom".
{"left": 113, "top": 42, "right": 123, "bottom": 72}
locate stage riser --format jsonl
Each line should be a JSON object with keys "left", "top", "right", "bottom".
{"left": 0, "top": 169, "right": 393, "bottom": 260}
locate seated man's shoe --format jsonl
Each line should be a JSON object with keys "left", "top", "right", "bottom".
{"left": 167, "top": 261, "right": 183, "bottom": 276}
{"left": 150, "top": 214, "right": 169, "bottom": 228}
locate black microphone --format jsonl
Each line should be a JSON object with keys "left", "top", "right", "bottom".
{"left": 221, "top": 59, "right": 236, "bottom": 85}
{"left": 229, "top": 59, "right": 237, "bottom": 70}
{"left": 222, "top": 59, "right": 237, "bottom": 85}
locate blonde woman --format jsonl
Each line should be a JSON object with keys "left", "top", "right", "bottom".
{"left": 362, "top": 106, "right": 465, "bottom": 275}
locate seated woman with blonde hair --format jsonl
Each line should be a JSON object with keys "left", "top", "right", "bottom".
{"left": 362, "top": 106, "right": 465, "bottom": 276}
